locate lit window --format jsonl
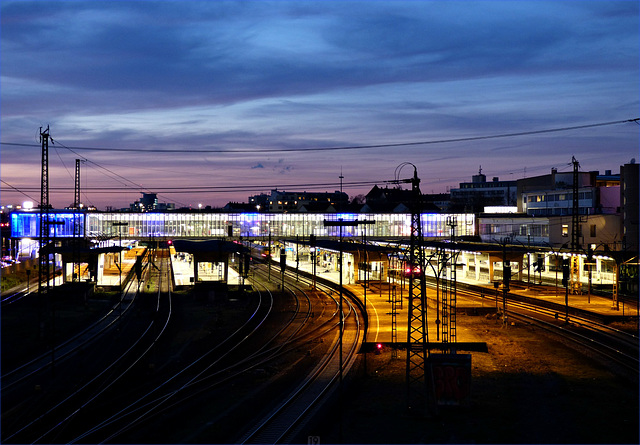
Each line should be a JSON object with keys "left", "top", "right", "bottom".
{"left": 562, "top": 224, "right": 568, "bottom": 237}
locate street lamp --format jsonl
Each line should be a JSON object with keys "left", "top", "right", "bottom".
{"left": 424, "top": 247, "right": 444, "bottom": 340}
{"left": 323, "top": 218, "right": 375, "bottom": 394}
{"left": 112, "top": 221, "right": 128, "bottom": 320}
{"left": 542, "top": 242, "right": 568, "bottom": 298}
{"left": 492, "top": 237, "right": 512, "bottom": 327}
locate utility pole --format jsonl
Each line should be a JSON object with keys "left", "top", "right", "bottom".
{"left": 310, "top": 234, "right": 317, "bottom": 289}
{"left": 74, "top": 159, "right": 81, "bottom": 209}
{"left": 73, "top": 159, "right": 81, "bottom": 281}
{"left": 296, "top": 235, "right": 299, "bottom": 282}
{"left": 38, "top": 126, "right": 51, "bottom": 340}
{"left": 280, "top": 247, "right": 286, "bottom": 290}
{"left": 401, "top": 164, "right": 429, "bottom": 413}
{"left": 268, "top": 231, "right": 272, "bottom": 282}
{"left": 571, "top": 156, "right": 580, "bottom": 252}
{"left": 112, "top": 221, "right": 128, "bottom": 320}
{"left": 501, "top": 237, "right": 511, "bottom": 327}
{"left": 570, "top": 156, "right": 582, "bottom": 295}
{"left": 323, "top": 217, "right": 374, "bottom": 443}
{"left": 442, "top": 216, "right": 460, "bottom": 353}
{"left": 339, "top": 168, "right": 344, "bottom": 212}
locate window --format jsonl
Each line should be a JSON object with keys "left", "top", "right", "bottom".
{"left": 590, "top": 224, "right": 596, "bottom": 237}
{"left": 562, "top": 224, "right": 569, "bottom": 237}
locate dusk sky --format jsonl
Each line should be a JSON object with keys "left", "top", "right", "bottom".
{"left": 1, "top": 0, "right": 638, "bottom": 210}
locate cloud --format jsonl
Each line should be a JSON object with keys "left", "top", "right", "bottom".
{"left": 1, "top": 1, "right": 637, "bottom": 209}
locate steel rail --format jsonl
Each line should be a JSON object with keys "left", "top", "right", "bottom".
{"left": 31, "top": 251, "right": 174, "bottom": 444}
{"left": 239, "top": 270, "right": 363, "bottom": 444}
{"left": 70, "top": 264, "right": 273, "bottom": 443}
{"left": 96, "top": 262, "right": 343, "bottom": 444}
{"left": 1, "top": 248, "right": 152, "bottom": 391}
{"left": 2, "top": 248, "right": 164, "bottom": 444}
{"left": 446, "top": 284, "right": 639, "bottom": 374}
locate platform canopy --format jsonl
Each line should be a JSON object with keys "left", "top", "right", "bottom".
{"left": 172, "top": 239, "right": 249, "bottom": 263}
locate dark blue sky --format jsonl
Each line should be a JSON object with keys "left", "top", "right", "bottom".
{"left": 1, "top": 1, "right": 638, "bottom": 210}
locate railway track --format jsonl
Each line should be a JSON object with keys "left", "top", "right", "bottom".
{"left": 1, "top": 248, "right": 152, "bottom": 392}
{"left": 102, "top": 262, "right": 357, "bottom": 444}
{"left": 3, "top": 252, "right": 364, "bottom": 444}
{"left": 238, "top": 264, "right": 363, "bottom": 444}
{"left": 1, "top": 248, "right": 162, "bottom": 444}
{"left": 439, "top": 283, "right": 639, "bottom": 377}
{"left": 504, "top": 299, "right": 639, "bottom": 376}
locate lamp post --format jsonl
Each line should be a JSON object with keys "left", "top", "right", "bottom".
{"left": 323, "top": 219, "right": 375, "bottom": 387}
{"left": 112, "top": 221, "right": 128, "bottom": 320}
{"left": 424, "top": 248, "right": 443, "bottom": 340}
{"left": 492, "top": 237, "right": 512, "bottom": 327}
{"left": 323, "top": 217, "right": 374, "bottom": 441}
{"left": 46, "top": 218, "right": 65, "bottom": 373}
{"left": 543, "top": 242, "right": 569, "bottom": 299}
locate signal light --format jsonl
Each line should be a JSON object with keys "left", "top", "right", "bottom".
{"left": 404, "top": 265, "right": 422, "bottom": 277}
{"left": 376, "top": 343, "right": 383, "bottom": 354}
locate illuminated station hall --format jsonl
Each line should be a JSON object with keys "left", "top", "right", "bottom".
{"left": 9, "top": 210, "right": 628, "bottom": 297}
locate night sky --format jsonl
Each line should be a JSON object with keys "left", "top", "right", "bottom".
{"left": 1, "top": 0, "right": 638, "bottom": 210}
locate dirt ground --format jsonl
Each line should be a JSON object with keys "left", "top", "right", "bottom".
{"left": 312, "top": 312, "right": 639, "bottom": 444}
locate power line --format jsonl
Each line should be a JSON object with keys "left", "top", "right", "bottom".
{"left": 47, "top": 138, "right": 190, "bottom": 207}
{"left": 0, "top": 179, "right": 387, "bottom": 194}
{"left": 1, "top": 118, "right": 637, "bottom": 154}
{"left": 0, "top": 180, "right": 38, "bottom": 202}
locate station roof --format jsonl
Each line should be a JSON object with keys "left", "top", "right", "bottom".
{"left": 284, "top": 238, "right": 392, "bottom": 254}
{"left": 172, "top": 239, "right": 249, "bottom": 255}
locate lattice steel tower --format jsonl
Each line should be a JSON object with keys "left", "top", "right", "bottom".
{"left": 404, "top": 165, "right": 429, "bottom": 411}
{"left": 38, "top": 126, "right": 51, "bottom": 337}
{"left": 441, "top": 216, "right": 459, "bottom": 353}
{"left": 570, "top": 156, "right": 582, "bottom": 295}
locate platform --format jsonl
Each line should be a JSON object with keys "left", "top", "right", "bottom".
{"left": 279, "top": 255, "right": 637, "bottom": 346}
{"left": 171, "top": 254, "right": 249, "bottom": 287}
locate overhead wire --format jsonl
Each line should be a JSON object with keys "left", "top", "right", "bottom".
{"left": 0, "top": 180, "right": 38, "bottom": 202}
{"left": 49, "top": 138, "right": 190, "bottom": 208}
{"left": 1, "top": 118, "right": 637, "bottom": 154}
{"left": 1, "top": 118, "right": 636, "bottom": 206}
{"left": 1, "top": 179, "right": 389, "bottom": 194}
{"left": 52, "top": 142, "right": 75, "bottom": 206}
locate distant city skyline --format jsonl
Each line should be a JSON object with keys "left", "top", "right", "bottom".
{"left": 1, "top": 1, "right": 638, "bottom": 210}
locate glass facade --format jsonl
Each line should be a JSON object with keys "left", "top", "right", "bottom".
{"left": 11, "top": 211, "right": 475, "bottom": 240}
{"left": 11, "top": 211, "right": 84, "bottom": 238}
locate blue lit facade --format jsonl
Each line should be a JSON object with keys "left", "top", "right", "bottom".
{"left": 11, "top": 211, "right": 84, "bottom": 238}
{"left": 11, "top": 211, "right": 475, "bottom": 240}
